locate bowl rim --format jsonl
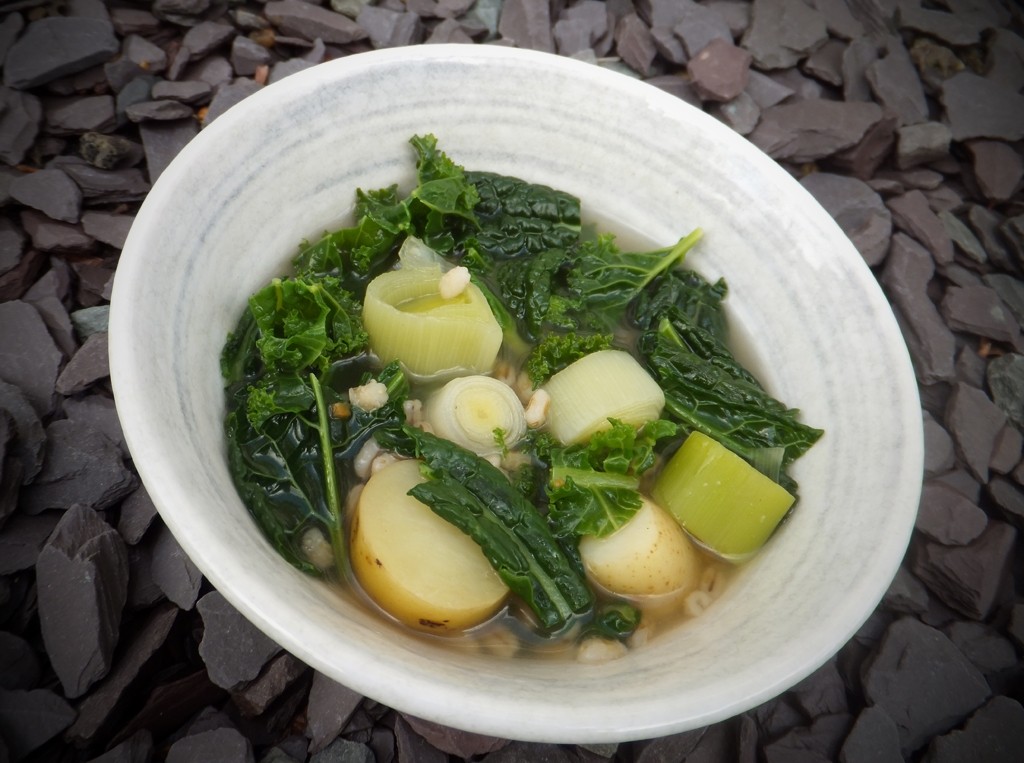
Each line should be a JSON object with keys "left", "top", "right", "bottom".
{"left": 110, "top": 44, "right": 924, "bottom": 743}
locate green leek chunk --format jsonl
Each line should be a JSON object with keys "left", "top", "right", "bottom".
{"left": 652, "top": 432, "right": 795, "bottom": 560}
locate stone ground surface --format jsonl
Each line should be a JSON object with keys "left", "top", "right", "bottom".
{"left": 1, "top": 0, "right": 1023, "bottom": 761}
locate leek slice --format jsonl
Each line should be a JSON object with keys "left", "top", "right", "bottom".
{"left": 652, "top": 431, "right": 795, "bottom": 561}
{"left": 541, "top": 349, "right": 665, "bottom": 445}
{"left": 363, "top": 265, "right": 502, "bottom": 378}
{"left": 425, "top": 375, "right": 527, "bottom": 456}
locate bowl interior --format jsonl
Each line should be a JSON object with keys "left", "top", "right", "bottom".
{"left": 109, "top": 46, "right": 922, "bottom": 743}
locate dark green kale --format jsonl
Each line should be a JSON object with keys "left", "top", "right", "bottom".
{"left": 582, "top": 601, "right": 642, "bottom": 642}
{"left": 524, "top": 332, "right": 614, "bottom": 387}
{"left": 568, "top": 228, "right": 703, "bottom": 330}
{"left": 547, "top": 419, "right": 678, "bottom": 540}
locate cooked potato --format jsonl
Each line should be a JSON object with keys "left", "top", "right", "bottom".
{"left": 350, "top": 459, "right": 509, "bottom": 633}
{"left": 578, "top": 498, "right": 702, "bottom": 597}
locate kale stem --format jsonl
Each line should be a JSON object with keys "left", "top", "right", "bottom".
{"left": 310, "top": 373, "right": 346, "bottom": 576}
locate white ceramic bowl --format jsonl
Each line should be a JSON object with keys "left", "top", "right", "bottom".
{"left": 110, "top": 45, "right": 922, "bottom": 743}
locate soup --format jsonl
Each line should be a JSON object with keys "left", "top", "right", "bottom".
{"left": 220, "top": 135, "right": 822, "bottom": 661}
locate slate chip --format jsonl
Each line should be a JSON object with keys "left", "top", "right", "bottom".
{"left": 306, "top": 671, "right": 363, "bottom": 753}
{"left": 862, "top": 617, "right": 991, "bottom": 754}
{"left": 945, "top": 382, "right": 1008, "bottom": 483}
{"left": 232, "top": 652, "right": 308, "bottom": 717}
{"left": 741, "top": 0, "right": 827, "bottom": 69}
{"left": 865, "top": 39, "right": 928, "bottom": 127}
{"left": 151, "top": 523, "right": 203, "bottom": 609}
{"left": 800, "top": 172, "right": 891, "bottom": 266}
{"left": 887, "top": 190, "right": 954, "bottom": 267}
{"left": 138, "top": 118, "right": 199, "bottom": 182}
{"left": 924, "top": 696, "right": 1024, "bottom": 763}
{"left": 45, "top": 95, "right": 118, "bottom": 136}
{"left": 941, "top": 285, "right": 1022, "bottom": 350}
{"left": 966, "top": 140, "right": 1023, "bottom": 203}
{"left": 55, "top": 331, "right": 109, "bottom": 395}
{"left": 839, "top": 705, "right": 903, "bottom": 763}
{"left": 166, "top": 726, "right": 255, "bottom": 763}
{"left": 0, "top": 630, "right": 40, "bottom": 690}
{"left": 36, "top": 504, "right": 129, "bottom": 699}
{"left": 400, "top": 714, "right": 508, "bottom": 758}
{"left": 0, "top": 381, "right": 44, "bottom": 484}
{"left": 896, "top": 122, "right": 952, "bottom": 170}
{"left": 85, "top": 730, "right": 154, "bottom": 763}
{"left": 941, "top": 72, "right": 1024, "bottom": 142}
{"left": 943, "top": 621, "right": 1018, "bottom": 677}
{"left": 0, "top": 688, "right": 76, "bottom": 760}
{"left": 915, "top": 481, "right": 987, "bottom": 546}
{"left": 913, "top": 520, "right": 1016, "bottom": 620}
{"left": 749, "top": 100, "right": 883, "bottom": 163}
{"left": 21, "top": 419, "right": 135, "bottom": 513}
{"left": 3, "top": 17, "right": 119, "bottom": 90}
{"left": 498, "top": 0, "right": 554, "bottom": 52}
{"left": 688, "top": 38, "right": 751, "bottom": 101}
{"left": 197, "top": 591, "right": 282, "bottom": 691}
{"left": 0, "top": 300, "right": 63, "bottom": 417}
{"left": 615, "top": 13, "right": 657, "bottom": 76}
{"left": 9, "top": 167, "right": 83, "bottom": 224}
{"left": 204, "top": 79, "right": 262, "bottom": 125}
{"left": 265, "top": 0, "right": 369, "bottom": 45}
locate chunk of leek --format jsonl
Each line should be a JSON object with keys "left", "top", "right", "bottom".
{"left": 425, "top": 375, "right": 527, "bottom": 456}
{"left": 363, "top": 265, "right": 502, "bottom": 378}
{"left": 541, "top": 349, "right": 665, "bottom": 445}
{"left": 652, "top": 431, "right": 795, "bottom": 561}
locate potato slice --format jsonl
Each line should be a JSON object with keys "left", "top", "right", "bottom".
{"left": 578, "top": 498, "right": 702, "bottom": 597}
{"left": 350, "top": 459, "right": 509, "bottom": 633}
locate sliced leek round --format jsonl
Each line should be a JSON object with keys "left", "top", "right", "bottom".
{"left": 541, "top": 349, "right": 665, "bottom": 445}
{"left": 363, "top": 265, "right": 502, "bottom": 378}
{"left": 425, "top": 375, "right": 527, "bottom": 456}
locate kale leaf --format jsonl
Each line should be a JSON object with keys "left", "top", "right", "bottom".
{"left": 525, "top": 332, "right": 613, "bottom": 387}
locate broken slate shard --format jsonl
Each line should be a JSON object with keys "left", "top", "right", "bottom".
{"left": 36, "top": 504, "right": 129, "bottom": 698}
{"left": 924, "top": 696, "right": 1024, "bottom": 763}
{"left": 862, "top": 617, "right": 991, "bottom": 755}
{"left": 3, "top": 17, "right": 119, "bottom": 89}
{"left": 799, "top": 172, "right": 891, "bottom": 266}
{"left": 0, "top": 688, "right": 76, "bottom": 760}
{"left": 741, "top": 0, "right": 828, "bottom": 70}
{"left": 305, "top": 671, "right": 363, "bottom": 753}
{"left": 0, "top": 300, "right": 63, "bottom": 417}
{"left": 197, "top": 590, "right": 282, "bottom": 690}
{"left": 749, "top": 100, "right": 882, "bottom": 163}
{"left": 940, "top": 72, "right": 1024, "bottom": 142}
{"left": 22, "top": 419, "right": 135, "bottom": 513}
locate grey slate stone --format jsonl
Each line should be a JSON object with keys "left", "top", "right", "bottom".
{"left": 358, "top": 6, "right": 423, "bottom": 48}
{"left": 745, "top": 69, "right": 793, "bottom": 108}
{"left": 126, "top": 100, "right": 195, "bottom": 123}
{"left": 310, "top": 738, "right": 373, "bottom": 763}
{"left": 0, "top": 14, "right": 22, "bottom": 63}
{"left": 21, "top": 208, "right": 94, "bottom": 252}
{"left": 0, "top": 380, "right": 44, "bottom": 484}
{"left": 841, "top": 36, "right": 877, "bottom": 102}
{"left": 0, "top": 688, "right": 76, "bottom": 760}
{"left": 945, "top": 382, "right": 1007, "bottom": 483}
{"left": 36, "top": 505, "right": 129, "bottom": 698}
{"left": 9, "top": 169, "right": 82, "bottom": 225}
{"left": 197, "top": 590, "right": 282, "bottom": 690}
{"left": 790, "top": 659, "right": 848, "bottom": 718}
{"left": 150, "top": 80, "right": 213, "bottom": 105}
{"left": 615, "top": 13, "right": 657, "bottom": 76}
{"left": 401, "top": 713, "right": 508, "bottom": 758}
{"left": 839, "top": 705, "right": 902, "bottom": 763}
{"left": 264, "top": 0, "right": 369, "bottom": 45}
{"left": 887, "top": 190, "right": 954, "bottom": 266}
{"left": 802, "top": 37, "right": 844, "bottom": 86}
{"left": 151, "top": 523, "right": 203, "bottom": 609}
{"left": 182, "top": 21, "right": 236, "bottom": 59}
{"left": 898, "top": 5, "right": 990, "bottom": 47}
{"left": 0, "top": 87, "right": 42, "bottom": 166}
{"left": 987, "top": 353, "right": 1024, "bottom": 430}
{"left": 81, "top": 211, "right": 134, "bottom": 250}
{"left": 672, "top": 0, "right": 732, "bottom": 59}
{"left": 55, "top": 158, "right": 150, "bottom": 202}
{"left": 498, "top": 0, "right": 554, "bottom": 52}
{"left": 231, "top": 36, "right": 273, "bottom": 76}
{"left": 3, "top": 17, "right": 119, "bottom": 89}
{"left": 943, "top": 621, "right": 1018, "bottom": 677}
{"left": 882, "top": 566, "right": 930, "bottom": 616}
{"left": 55, "top": 331, "right": 109, "bottom": 395}
{"left": 862, "top": 617, "right": 991, "bottom": 755}
{"left": 800, "top": 172, "right": 891, "bottom": 266}
{"left": 741, "top": 0, "right": 828, "bottom": 70}
{"left": 913, "top": 520, "right": 1016, "bottom": 620}
{"left": 45, "top": 95, "right": 118, "bottom": 136}
{"left": 167, "top": 727, "right": 255, "bottom": 763}
{"left": 990, "top": 425, "right": 1022, "bottom": 475}
{"left": 941, "top": 72, "right": 1024, "bottom": 142}
{"left": 66, "top": 604, "right": 178, "bottom": 747}
{"left": 880, "top": 233, "right": 956, "bottom": 384}
{"left": 941, "top": 285, "right": 1022, "bottom": 350}
{"left": 809, "top": 0, "right": 864, "bottom": 40}
{"left": 923, "top": 411, "right": 956, "bottom": 477}
{"left": 988, "top": 477, "right": 1024, "bottom": 529}
{"left": 0, "top": 630, "right": 40, "bottom": 690}
{"left": 865, "top": 39, "right": 928, "bottom": 127}
{"left": 0, "top": 512, "right": 60, "bottom": 574}
{"left": 966, "top": 140, "right": 1023, "bottom": 203}
{"left": 940, "top": 211, "right": 986, "bottom": 265}
{"left": 750, "top": 99, "right": 882, "bottom": 162}
{"left": 0, "top": 300, "right": 63, "bottom": 417}
{"left": 688, "top": 38, "right": 751, "bottom": 101}
{"left": 232, "top": 652, "right": 308, "bottom": 717}
{"left": 139, "top": 118, "right": 199, "bottom": 182}
{"left": 269, "top": 58, "right": 316, "bottom": 85}
{"left": 924, "top": 696, "right": 1024, "bottom": 763}
{"left": 984, "top": 29, "right": 1024, "bottom": 92}
{"left": 763, "top": 713, "right": 853, "bottom": 762}
{"left": 204, "top": 79, "right": 262, "bottom": 126}
{"left": 915, "top": 481, "right": 987, "bottom": 545}
{"left": 22, "top": 419, "right": 135, "bottom": 513}
{"left": 895, "top": 122, "right": 952, "bottom": 170}
{"left": 184, "top": 56, "right": 235, "bottom": 90}
{"left": 85, "top": 730, "right": 154, "bottom": 763}
{"left": 710, "top": 91, "right": 760, "bottom": 134}
{"left": 425, "top": 18, "right": 476, "bottom": 44}
{"left": 306, "top": 671, "right": 364, "bottom": 753}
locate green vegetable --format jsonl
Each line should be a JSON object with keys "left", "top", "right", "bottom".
{"left": 547, "top": 419, "right": 678, "bottom": 540}
{"left": 641, "top": 318, "right": 823, "bottom": 472}
{"left": 582, "top": 601, "right": 642, "bottom": 642}
{"left": 569, "top": 228, "right": 703, "bottom": 330}
{"left": 376, "top": 425, "right": 594, "bottom": 631}
{"left": 524, "top": 332, "right": 613, "bottom": 387}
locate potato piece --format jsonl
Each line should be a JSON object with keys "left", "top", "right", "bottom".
{"left": 350, "top": 459, "right": 509, "bottom": 633}
{"left": 578, "top": 498, "right": 702, "bottom": 597}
